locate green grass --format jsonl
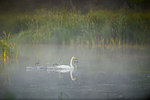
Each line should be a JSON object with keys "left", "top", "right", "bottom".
{"left": 0, "top": 31, "right": 10, "bottom": 56}
{"left": 0, "top": 9, "right": 150, "bottom": 46}
{"left": 0, "top": 31, "right": 15, "bottom": 64}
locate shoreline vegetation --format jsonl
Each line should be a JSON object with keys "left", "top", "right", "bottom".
{"left": 0, "top": 9, "right": 150, "bottom": 61}
{"left": 1, "top": 9, "right": 150, "bottom": 45}
{"left": 0, "top": 31, "right": 16, "bottom": 64}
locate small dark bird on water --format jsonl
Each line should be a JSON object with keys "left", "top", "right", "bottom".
{"left": 35, "top": 62, "right": 39, "bottom": 66}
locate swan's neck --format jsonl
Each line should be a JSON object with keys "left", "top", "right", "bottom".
{"left": 70, "top": 57, "right": 74, "bottom": 68}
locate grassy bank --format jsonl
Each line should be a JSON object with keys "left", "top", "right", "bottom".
{"left": 0, "top": 9, "right": 150, "bottom": 46}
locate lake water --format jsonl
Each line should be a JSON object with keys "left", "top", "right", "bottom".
{"left": 0, "top": 44, "right": 150, "bottom": 99}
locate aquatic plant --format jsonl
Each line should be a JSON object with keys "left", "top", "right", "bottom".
{"left": 0, "top": 9, "right": 150, "bottom": 47}
{"left": 0, "top": 31, "right": 15, "bottom": 64}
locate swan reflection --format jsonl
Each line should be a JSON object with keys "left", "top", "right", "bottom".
{"left": 25, "top": 56, "right": 78, "bottom": 81}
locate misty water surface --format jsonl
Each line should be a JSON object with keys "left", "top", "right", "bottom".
{"left": 0, "top": 44, "right": 150, "bottom": 99}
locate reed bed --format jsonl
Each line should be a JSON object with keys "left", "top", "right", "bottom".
{"left": 0, "top": 9, "right": 150, "bottom": 46}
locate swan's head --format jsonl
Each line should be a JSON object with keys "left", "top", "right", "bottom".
{"left": 72, "top": 56, "right": 77, "bottom": 60}
{"left": 71, "top": 56, "right": 78, "bottom": 63}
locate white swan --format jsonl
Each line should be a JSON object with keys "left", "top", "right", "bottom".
{"left": 52, "top": 56, "right": 77, "bottom": 80}
{"left": 54, "top": 56, "right": 77, "bottom": 70}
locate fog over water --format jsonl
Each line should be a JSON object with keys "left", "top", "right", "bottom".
{"left": 0, "top": 0, "right": 150, "bottom": 99}
{"left": 0, "top": 44, "right": 150, "bottom": 99}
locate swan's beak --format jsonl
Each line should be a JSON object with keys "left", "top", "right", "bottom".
{"left": 73, "top": 57, "right": 77, "bottom": 60}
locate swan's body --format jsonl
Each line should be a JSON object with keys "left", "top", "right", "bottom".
{"left": 54, "top": 56, "right": 77, "bottom": 71}
{"left": 55, "top": 65, "right": 71, "bottom": 70}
